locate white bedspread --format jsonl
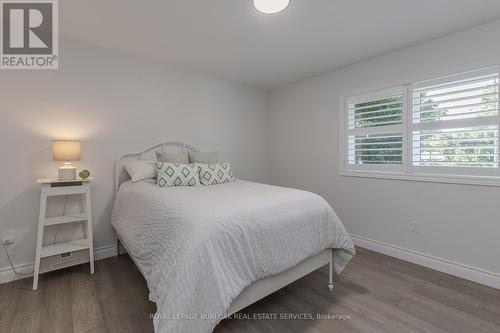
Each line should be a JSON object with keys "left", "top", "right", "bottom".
{"left": 111, "top": 179, "right": 355, "bottom": 333}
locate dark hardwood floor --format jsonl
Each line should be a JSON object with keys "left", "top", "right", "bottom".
{"left": 1, "top": 247, "right": 499, "bottom": 333}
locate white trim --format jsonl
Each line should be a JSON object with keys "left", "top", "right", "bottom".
{"left": 411, "top": 116, "right": 497, "bottom": 132}
{"left": 351, "top": 234, "right": 500, "bottom": 290}
{"left": 410, "top": 165, "right": 499, "bottom": 177}
{"left": 345, "top": 163, "right": 403, "bottom": 173}
{"left": 347, "top": 124, "right": 403, "bottom": 136}
{"left": 341, "top": 169, "right": 500, "bottom": 187}
{"left": 345, "top": 85, "right": 404, "bottom": 104}
{"left": 412, "top": 66, "right": 499, "bottom": 90}
{"left": 0, "top": 244, "right": 116, "bottom": 285}
{"left": 403, "top": 84, "right": 411, "bottom": 174}
{"left": 339, "top": 94, "right": 347, "bottom": 173}
{"left": 497, "top": 71, "right": 500, "bottom": 178}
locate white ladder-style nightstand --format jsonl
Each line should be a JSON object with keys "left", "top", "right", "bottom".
{"left": 33, "top": 178, "right": 94, "bottom": 290}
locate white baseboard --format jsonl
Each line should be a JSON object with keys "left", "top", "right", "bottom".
{"left": 351, "top": 234, "right": 500, "bottom": 290}
{"left": 0, "top": 244, "right": 116, "bottom": 285}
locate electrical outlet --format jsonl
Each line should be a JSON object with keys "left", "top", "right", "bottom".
{"left": 1, "top": 231, "right": 15, "bottom": 245}
{"left": 411, "top": 221, "right": 422, "bottom": 234}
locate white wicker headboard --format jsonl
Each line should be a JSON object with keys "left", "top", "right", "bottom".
{"left": 115, "top": 141, "right": 200, "bottom": 194}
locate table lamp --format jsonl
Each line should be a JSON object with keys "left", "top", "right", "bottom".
{"left": 52, "top": 140, "right": 81, "bottom": 180}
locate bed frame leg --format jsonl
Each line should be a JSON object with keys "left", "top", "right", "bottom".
{"left": 328, "top": 249, "right": 334, "bottom": 291}
{"left": 115, "top": 236, "right": 120, "bottom": 257}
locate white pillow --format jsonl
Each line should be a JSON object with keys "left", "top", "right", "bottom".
{"left": 124, "top": 160, "right": 156, "bottom": 182}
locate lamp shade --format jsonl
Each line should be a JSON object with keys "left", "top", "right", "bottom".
{"left": 52, "top": 140, "right": 81, "bottom": 161}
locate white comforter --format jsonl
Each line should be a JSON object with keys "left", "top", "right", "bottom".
{"left": 111, "top": 179, "right": 355, "bottom": 333}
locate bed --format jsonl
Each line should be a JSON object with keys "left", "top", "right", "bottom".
{"left": 112, "top": 142, "right": 355, "bottom": 333}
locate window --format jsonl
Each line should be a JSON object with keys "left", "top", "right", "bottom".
{"left": 342, "top": 67, "right": 500, "bottom": 185}
{"left": 411, "top": 71, "right": 498, "bottom": 175}
{"left": 346, "top": 87, "right": 404, "bottom": 171}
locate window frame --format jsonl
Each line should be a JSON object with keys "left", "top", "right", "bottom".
{"left": 340, "top": 66, "right": 500, "bottom": 187}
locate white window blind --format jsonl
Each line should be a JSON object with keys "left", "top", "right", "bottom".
{"left": 411, "top": 70, "right": 499, "bottom": 171}
{"left": 346, "top": 88, "right": 404, "bottom": 168}
{"left": 342, "top": 66, "right": 500, "bottom": 185}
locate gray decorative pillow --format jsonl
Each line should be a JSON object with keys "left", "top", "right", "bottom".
{"left": 188, "top": 151, "right": 218, "bottom": 164}
{"left": 198, "top": 162, "right": 235, "bottom": 185}
{"left": 156, "top": 151, "right": 189, "bottom": 163}
{"left": 156, "top": 162, "right": 200, "bottom": 187}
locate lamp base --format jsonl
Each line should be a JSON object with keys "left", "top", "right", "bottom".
{"left": 58, "top": 165, "right": 76, "bottom": 181}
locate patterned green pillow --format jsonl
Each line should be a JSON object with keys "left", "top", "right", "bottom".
{"left": 198, "top": 162, "right": 235, "bottom": 185}
{"left": 156, "top": 162, "right": 200, "bottom": 187}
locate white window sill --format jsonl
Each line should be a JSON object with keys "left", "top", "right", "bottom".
{"left": 340, "top": 170, "right": 500, "bottom": 187}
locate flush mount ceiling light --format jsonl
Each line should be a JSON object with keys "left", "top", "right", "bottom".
{"left": 253, "top": 0, "right": 290, "bottom": 14}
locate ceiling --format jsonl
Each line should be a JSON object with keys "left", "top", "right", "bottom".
{"left": 61, "top": 0, "right": 500, "bottom": 89}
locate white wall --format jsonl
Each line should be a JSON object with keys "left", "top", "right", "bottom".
{"left": 0, "top": 39, "right": 270, "bottom": 279}
{"left": 269, "top": 20, "right": 500, "bottom": 285}
{"left": 2, "top": 19, "right": 500, "bottom": 289}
